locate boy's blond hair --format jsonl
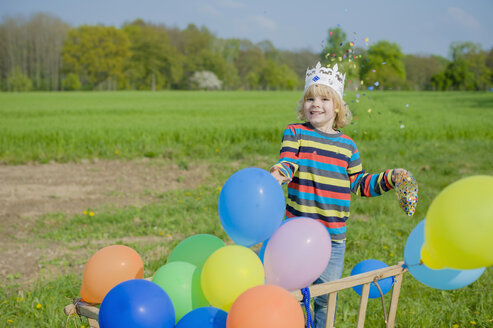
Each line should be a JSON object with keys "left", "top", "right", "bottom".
{"left": 297, "top": 84, "right": 352, "bottom": 129}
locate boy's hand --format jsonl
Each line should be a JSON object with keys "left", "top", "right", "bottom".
{"left": 270, "top": 167, "right": 290, "bottom": 185}
{"left": 392, "top": 168, "right": 407, "bottom": 184}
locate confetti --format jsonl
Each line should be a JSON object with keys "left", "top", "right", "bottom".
{"left": 368, "top": 86, "right": 374, "bottom": 91}
{"left": 405, "top": 104, "right": 409, "bottom": 108}
{"left": 372, "top": 69, "right": 376, "bottom": 73}
{"left": 400, "top": 124, "right": 405, "bottom": 128}
{"left": 382, "top": 62, "right": 386, "bottom": 65}
{"left": 356, "top": 93, "right": 360, "bottom": 98}
{"left": 365, "top": 37, "right": 369, "bottom": 42}
{"left": 367, "top": 108, "right": 372, "bottom": 113}
{"left": 394, "top": 171, "right": 418, "bottom": 216}
{"left": 374, "top": 81, "right": 379, "bottom": 86}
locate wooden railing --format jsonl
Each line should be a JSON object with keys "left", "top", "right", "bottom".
{"left": 64, "top": 262, "right": 408, "bottom": 328}
{"left": 291, "top": 262, "right": 408, "bottom": 328}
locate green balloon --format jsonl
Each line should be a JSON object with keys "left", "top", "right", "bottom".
{"left": 167, "top": 234, "right": 225, "bottom": 269}
{"left": 152, "top": 261, "right": 209, "bottom": 323}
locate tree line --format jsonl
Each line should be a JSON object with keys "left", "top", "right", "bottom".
{"left": 1, "top": 13, "right": 491, "bottom": 92}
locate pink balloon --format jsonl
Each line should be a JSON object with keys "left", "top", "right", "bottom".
{"left": 264, "top": 217, "right": 331, "bottom": 291}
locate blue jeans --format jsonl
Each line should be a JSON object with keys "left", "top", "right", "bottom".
{"left": 313, "top": 241, "right": 346, "bottom": 328}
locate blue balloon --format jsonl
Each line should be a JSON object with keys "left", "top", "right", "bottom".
{"left": 404, "top": 219, "right": 485, "bottom": 290}
{"left": 350, "top": 259, "right": 394, "bottom": 299}
{"left": 175, "top": 306, "right": 227, "bottom": 328}
{"left": 99, "top": 279, "right": 175, "bottom": 328}
{"left": 218, "top": 167, "right": 285, "bottom": 247}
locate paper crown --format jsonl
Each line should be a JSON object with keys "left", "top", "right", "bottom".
{"left": 304, "top": 62, "right": 346, "bottom": 100}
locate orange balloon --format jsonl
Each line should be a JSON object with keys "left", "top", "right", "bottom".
{"left": 80, "top": 245, "right": 144, "bottom": 304}
{"left": 226, "top": 285, "right": 304, "bottom": 328}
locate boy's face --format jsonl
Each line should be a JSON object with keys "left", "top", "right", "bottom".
{"left": 303, "top": 95, "right": 336, "bottom": 132}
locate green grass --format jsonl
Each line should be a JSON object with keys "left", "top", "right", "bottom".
{"left": 0, "top": 91, "right": 492, "bottom": 327}
{"left": 1, "top": 91, "right": 491, "bottom": 164}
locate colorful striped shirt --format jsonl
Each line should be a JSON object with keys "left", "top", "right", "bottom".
{"left": 272, "top": 123, "right": 395, "bottom": 242}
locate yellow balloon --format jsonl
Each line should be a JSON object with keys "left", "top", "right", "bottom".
{"left": 201, "top": 245, "right": 264, "bottom": 311}
{"left": 421, "top": 175, "right": 493, "bottom": 269}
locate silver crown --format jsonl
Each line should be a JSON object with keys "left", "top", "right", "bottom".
{"left": 304, "top": 62, "right": 345, "bottom": 99}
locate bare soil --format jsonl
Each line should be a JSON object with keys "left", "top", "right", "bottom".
{"left": 0, "top": 159, "right": 208, "bottom": 287}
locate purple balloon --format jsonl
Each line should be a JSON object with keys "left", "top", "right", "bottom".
{"left": 264, "top": 217, "right": 331, "bottom": 291}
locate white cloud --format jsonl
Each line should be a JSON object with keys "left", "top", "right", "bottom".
{"left": 447, "top": 7, "right": 480, "bottom": 29}
{"left": 217, "top": 0, "right": 245, "bottom": 9}
{"left": 249, "top": 15, "right": 277, "bottom": 31}
{"left": 198, "top": 4, "right": 221, "bottom": 17}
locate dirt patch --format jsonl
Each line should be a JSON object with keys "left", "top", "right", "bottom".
{"left": 0, "top": 159, "right": 208, "bottom": 287}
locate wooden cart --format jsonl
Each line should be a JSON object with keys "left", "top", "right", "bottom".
{"left": 65, "top": 262, "right": 407, "bottom": 328}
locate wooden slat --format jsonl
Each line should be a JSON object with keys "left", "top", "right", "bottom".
{"left": 64, "top": 302, "right": 99, "bottom": 320}
{"left": 387, "top": 271, "right": 404, "bottom": 327}
{"left": 88, "top": 318, "right": 99, "bottom": 328}
{"left": 325, "top": 292, "right": 337, "bottom": 328}
{"left": 356, "top": 283, "right": 370, "bottom": 328}
{"left": 291, "top": 263, "right": 407, "bottom": 301}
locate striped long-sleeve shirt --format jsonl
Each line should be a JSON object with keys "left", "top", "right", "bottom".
{"left": 272, "top": 123, "right": 395, "bottom": 242}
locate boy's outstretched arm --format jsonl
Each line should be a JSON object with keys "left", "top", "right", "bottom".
{"left": 350, "top": 168, "right": 408, "bottom": 197}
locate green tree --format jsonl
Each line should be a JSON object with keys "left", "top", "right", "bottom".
{"left": 278, "top": 64, "right": 299, "bottom": 90}
{"left": 123, "top": 20, "right": 182, "bottom": 90}
{"left": 320, "top": 27, "right": 360, "bottom": 86}
{"left": 486, "top": 48, "right": 493, "bottom": 86}
{"left": 258, "top": 60, "right": 298, "bottom": 90}
{"left": 321, "top": 27, "right": 348, "bottom": 64}
{"left": 403, "top": 55, "right": 448, "bottom": 90}
{"left": 360, "top": 41, "right": 405, "bottom": 90}
{"left": 246, "top": 71, "right": 260, "bottom": 90}
{"left": 282, "top": 50, "right": 318, "bottom": 85}
{"left": 62, "top": 25, "right": 130, "bottom": 89}
{"left": 167, "top": 24, "right": 230, "bottom": 89}
{"left": 0, "top": 13, "right": 69, "bottom": 91}
{"left": 213, "top": 38, "right": 241, "bottom": 89}
{"left": 431, "top": 42, "right": 491, "bottom": 90}
{"left": 62, "top": 73, "right": 81, "bottom": 90}
{"left": 234, "top": 40, "right": 267, "bottom": 89}
{"left": 259, "top": 60, "right": 282, "bottom": 90}
{"left": 7, "top": 66, "right": 32, "bottom": 91}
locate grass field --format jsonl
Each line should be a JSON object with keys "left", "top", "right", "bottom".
{"left": 0, "top": 90, "right": 492, "bottom": 327}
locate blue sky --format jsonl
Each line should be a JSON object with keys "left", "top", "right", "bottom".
{"left": 1, "top": 0, "right": 492, "bottom": 58}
